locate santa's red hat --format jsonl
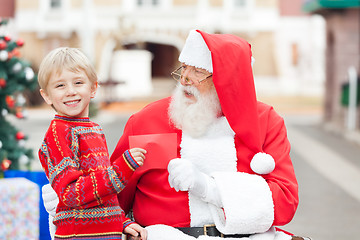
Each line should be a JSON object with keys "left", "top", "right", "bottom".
{"left": 179, "top": 29, "right": 275, "bottom": 175}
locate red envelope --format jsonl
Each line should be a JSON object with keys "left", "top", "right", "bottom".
{"left": 129, "top": 133, "right": 177, "bottom": 170}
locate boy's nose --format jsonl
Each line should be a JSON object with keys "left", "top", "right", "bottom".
{"left": 66, "top": 85, "right": 77, "bottom": 95}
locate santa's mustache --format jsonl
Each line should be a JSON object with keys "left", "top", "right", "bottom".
{"left": 182, "top": 85, "right": 200, "bottom": 99}
{"left": 169, "top": 83, "right": 222, "bottom": 138}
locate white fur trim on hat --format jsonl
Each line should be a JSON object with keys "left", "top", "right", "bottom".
{"left": 178, "top": 30, "right": 213, "bottom": 73}
{"left": 250, "top": 152, "right": 275, "bottom": 175}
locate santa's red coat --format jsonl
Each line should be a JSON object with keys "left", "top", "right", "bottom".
{"left": 110, "top": 97, "right": 298, "bottom": 230}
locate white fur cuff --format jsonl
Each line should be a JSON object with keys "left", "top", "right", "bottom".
{"left": 209, "top": 172, "right": 274, "bottom": 234}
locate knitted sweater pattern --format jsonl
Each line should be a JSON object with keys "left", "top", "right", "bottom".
{"left": 39, "top": 115, "right": 137, "bottom": 239}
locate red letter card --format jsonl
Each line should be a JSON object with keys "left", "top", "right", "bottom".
{"left": 129, "top": 133, "right": 177, "bottom": 170}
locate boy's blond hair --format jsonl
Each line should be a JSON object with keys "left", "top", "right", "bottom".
{"left": 38, "top": 47, "right": 98, "bottom": 91}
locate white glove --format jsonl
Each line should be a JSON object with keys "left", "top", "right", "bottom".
{"left": 42, "top": 184, "right": 59, "bottom": 217}
{"left": 168, "top": 158, "right": 223, "bottom": 207}
{"left": 42, "top": 184, "right": 58, "bottom": 239}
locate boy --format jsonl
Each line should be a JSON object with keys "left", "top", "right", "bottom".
{"left": 38, "top": 47, "right": 147, "bottom": 240}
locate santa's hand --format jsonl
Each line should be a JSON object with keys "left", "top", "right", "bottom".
{"left": 168, "top": 158, "right": 223, "bottom": 208}
{"left": 42, "top": 184, "right": 59, "bottom": 217}
{"left": 42, "top": 184, "right": 58, "bottom": 239}
{"left": 167, "top": 158, "right": 207, "bottom": 196}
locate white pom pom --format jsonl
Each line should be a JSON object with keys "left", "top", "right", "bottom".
{"left": 12, "top": 62, "right": 22, "bottom": 73}
{"left": 250, "top": 152, "right": 275, "bottom": 174}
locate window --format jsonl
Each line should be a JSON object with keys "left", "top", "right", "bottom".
{"left": 50, "top": 0, "right": 62, "bottom": 9}
{"left": 137, "top": 0, "right": 159, "bottom": 7}
{"left": 234, "top": 0, "right": 247, "bottom": 8}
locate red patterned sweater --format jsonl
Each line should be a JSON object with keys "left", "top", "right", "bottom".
{"left": 38, "top": 115, "right": 139, "bottom": 239}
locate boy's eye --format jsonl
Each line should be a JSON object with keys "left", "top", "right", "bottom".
{"left": 75, "top": 81, "right": 83, "bottom": 85}
{"left": 55, "top": 84, "right": 64, "bottom": 88}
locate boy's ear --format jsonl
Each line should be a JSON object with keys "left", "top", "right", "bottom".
{"left": 91, "top": 82, "right": 98, "bottom": 98}
{"left": 40, "top": 89, "right": 53, "bottom": 105}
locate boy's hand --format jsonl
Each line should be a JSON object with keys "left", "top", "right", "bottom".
{"left": 124, "top": 223, "right": 147, "bottom": 240}
{"left": 129, "top": 148, "right": 146, "bottom": 166}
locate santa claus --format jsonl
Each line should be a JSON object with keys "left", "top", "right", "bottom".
{"left": 42, "top": 30, "right": 307, "bottom": 240}
{"left": 110, "top": 30, "right": 306, "bottom": 240}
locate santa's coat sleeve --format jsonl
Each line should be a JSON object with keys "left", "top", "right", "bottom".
{"left": 259, "top": 106, "right": 298, "bottom": 226}
{"left": 209, "top": 106, "right": 298, "bottom": 234}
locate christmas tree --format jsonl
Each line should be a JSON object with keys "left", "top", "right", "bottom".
{"left": 0, "top": 18, "right": 38, "bottom": 177}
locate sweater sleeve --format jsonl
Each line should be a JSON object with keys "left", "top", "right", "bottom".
{"left": 110, "top": 115, "right": 138, "bottom": 214}
{"left": 38, "top": 120, "right": 139, "bottom": 209}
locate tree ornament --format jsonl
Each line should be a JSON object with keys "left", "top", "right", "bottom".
{"left": 24, "top": 67, "right": 35, "bottom": 81}
{"left": 0, "top": 40, "right": 6, "bottom": 50}
{"left": 11, "top": 48, "right": 21, "bottom": 58}
{"left": 1, "top": 159, "right": 12, "bottom": 171}
{"left": 0, "top": 78, "right": 6, "bottom": 88}
{"left": 6, "top": 95, "right": 15, "bottom": 108}
{"left": 16, "top": 94, "right": 26, "bottom": 106}
{"left": 2, "top": 109, "right": 8, "bottom": 116}
{"left": 15, "top": 106, "right": 25, "bottom": 119}
{"left": 18, "top": 139, "right": 26, "bottom": 147}
{"left": 16, "top": 39, "right": 24, "bottom": 47}
{"left": 16, "top": 111, "right": 24, "bottom": 119}
{"left": 12, "top": 62, "right": 22, "bottom": 73}
{"left": 21, "top": 109, "right": 28, "bottom": 118}
{"left": 0, "top": 50, "right": 8, "bottom": 61}
{"left": 19, "top": 154, "right": 29, "bottom": 165}
{"left": 0, "top": 140, "right": 2, "bottom": 149}
{"left": 4, "top": 35, "right": 11, "bottom": 42}
{"left": 16, "top": 131, "right": 25, "bottom": 140}
{"left": 7, "top": 51, "right": 13, "bottom": 59}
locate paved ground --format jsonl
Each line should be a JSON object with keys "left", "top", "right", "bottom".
{"left": 8, "top": 93, "right": 360, "bottom": 240}
{"left": 283, "top": 114, "right": 360, "bottom": 240}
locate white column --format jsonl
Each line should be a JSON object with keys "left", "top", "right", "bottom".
{"left": 81, "top": 0, "right": 95, "bottom": 62}
{"left": 347, "top": 66, "right": 358, "bottom": 131}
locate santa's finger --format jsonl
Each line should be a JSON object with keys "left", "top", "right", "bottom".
{"left": 169, "top": 176, "right": 181, "bottom": 191}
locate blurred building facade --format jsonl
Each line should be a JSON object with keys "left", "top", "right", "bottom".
{"left": 2, "top": 0, "right": 325, "bottom": 99}
{"left": 303, "top": 0, "right": 360, "bottom": 131}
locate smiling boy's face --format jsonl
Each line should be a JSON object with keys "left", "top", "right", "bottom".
{"left": 40, "top": 69, "right": 97, "bottom": 118}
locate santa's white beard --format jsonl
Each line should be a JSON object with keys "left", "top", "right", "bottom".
{"left": 169, "top": 84, "right": 222, "bottom": 138}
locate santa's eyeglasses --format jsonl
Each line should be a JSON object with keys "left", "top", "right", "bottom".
{"left": 171, "top": 65, "right": 212, "bottom": 85}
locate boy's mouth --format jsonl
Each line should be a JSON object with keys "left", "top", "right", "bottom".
{"left": 64, "top": 100, "right": 80, "bottom": 106}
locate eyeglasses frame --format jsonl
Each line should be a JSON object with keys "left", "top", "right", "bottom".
{"left": 171, "top": 66, "right": 212, "bottom": 84}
